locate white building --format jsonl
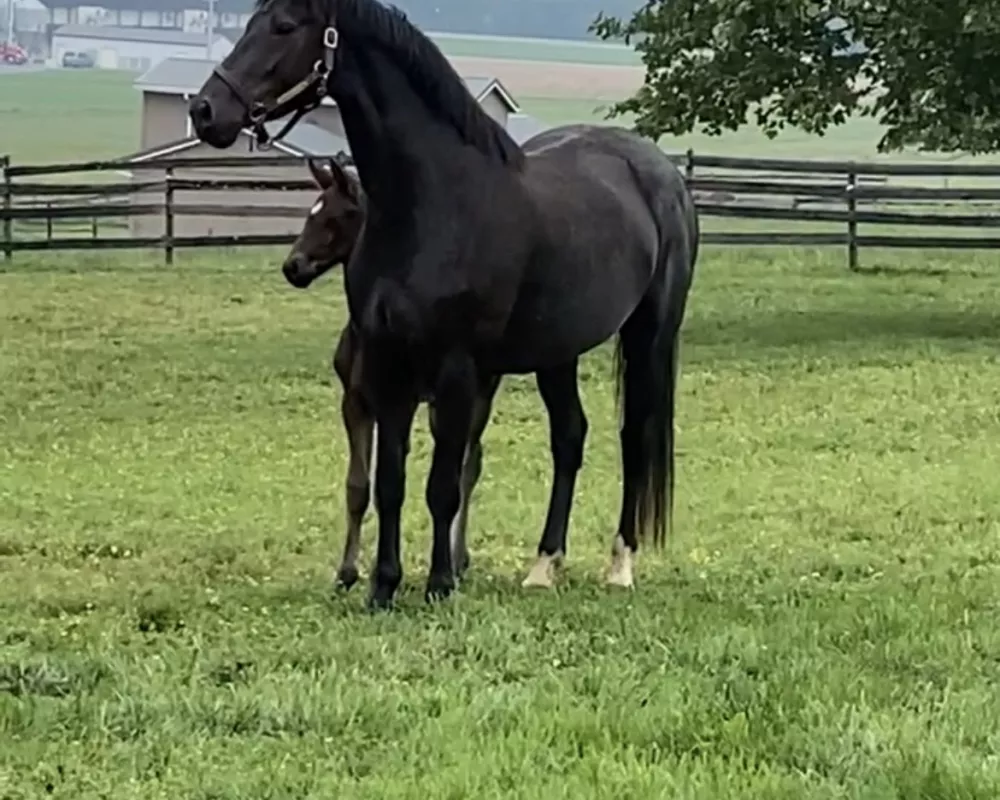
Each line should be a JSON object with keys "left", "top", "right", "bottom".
{"left": 51, "top": 24, "right": 232, "bottom": 72}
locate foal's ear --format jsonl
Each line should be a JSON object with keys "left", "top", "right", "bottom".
{"left": 307, "top": 158, "right": 333, "bottom": 190}
{"left": 326, "top": 158, "right": 359, "bottom": 202}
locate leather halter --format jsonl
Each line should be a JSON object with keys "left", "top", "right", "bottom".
{"left": 211, "top": 22, "right": 339, "bottom": 149}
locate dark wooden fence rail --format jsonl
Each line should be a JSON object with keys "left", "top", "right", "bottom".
{"left": 4, "top": 149, "right": 1000, "bottom": 269}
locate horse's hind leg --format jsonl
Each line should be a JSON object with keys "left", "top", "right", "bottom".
{"left": 332, "top": 325, "right": 374, "bottom": 591}
{"left": 609, "top": 283, "right": 683, "bottom": 588}
{"left": 523, "top": 359, "right": 587, "bottom": 589}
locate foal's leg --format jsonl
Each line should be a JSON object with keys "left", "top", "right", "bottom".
{"left": 523, "top": 359, "right": 587, "bottom": 589}
{"left": 424, "top": 352, "right": 478, "bottom": 601}
{"left": 332, "top": 324, "right": 374, "bottom": 591}
{"left": 449, "top": 375, "right": 501, "bottom": 578}
{"left": 334, "top": 387, "right": 374, "bottom": 590}
{"left": 368, "top": 393, "right": 419, "bottom": 611}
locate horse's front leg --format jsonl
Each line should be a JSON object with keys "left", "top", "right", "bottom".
{"left": 427, "top": 374, "right": 500, "bottom": 581}
{"left": 451, "top": 375, "right": 501, "bottom": 579}
{"left": 367, "top": 392, "right": 418, "bottom": 611}
{"left": 424, "top": 351, "right": 478, "bottom": 602}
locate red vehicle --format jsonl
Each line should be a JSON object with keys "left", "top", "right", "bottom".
{"left": 1, "top": 42, "right": 28, "bottom": 65}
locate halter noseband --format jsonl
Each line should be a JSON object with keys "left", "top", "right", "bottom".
{"left": 211, "top": 22, "right": 339, "bottom": 149}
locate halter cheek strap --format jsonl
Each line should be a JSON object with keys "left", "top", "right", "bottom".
{"left": 210, "top": 22, "right": 339, "bottom": 148}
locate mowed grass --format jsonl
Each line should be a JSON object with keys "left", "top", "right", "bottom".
{"left": 0, "top": 69, "right": 140, "bottom": 164}
{"left": 429, "top": 31, "right": 640, "bottom": 65}
{"left": 3, "top": 246, "right": 1000, "bottom": 797}
{"left": 5, "top": 66, "right": 1000, "bottom": 181}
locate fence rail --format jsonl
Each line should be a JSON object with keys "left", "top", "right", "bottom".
{"left": 5, "top": 149, "right": 1000, "bottom": 269}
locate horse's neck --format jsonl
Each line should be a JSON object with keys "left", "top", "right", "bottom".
{"left": 331, "top": 89, "right": 394, "bottom": 207}
{"left": 331, "top": 47, "right": 465, "bottom": 221}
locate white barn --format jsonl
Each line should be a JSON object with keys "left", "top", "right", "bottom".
{"left": 51, "top": 24, "right": 232, "bottom": 72}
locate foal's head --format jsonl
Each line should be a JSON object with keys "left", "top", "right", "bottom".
{"left": 282, "top": 158, "right": 364, "bottom": 289}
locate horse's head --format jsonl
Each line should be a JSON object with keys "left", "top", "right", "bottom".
{"left": 189, "top": 0, "right": 342, "bottom": 149}
{"left": 282, "top": 157, "right": 364, "bottom": 289}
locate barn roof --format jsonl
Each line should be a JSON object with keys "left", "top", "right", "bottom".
{"left": 124, "top": 120, "right": 351, "bottom": 164}
{"left": 135, "top": 57, "right": 519, "bottom": 111}
{"left": 124, "top": 114, "right": 545, "bottom": 166}
{"left": 462, "top": 76, "right": 520, "bottom": 113}
{"left": 53, "top": 24, "right": 232, "bottom": 47}
{"left": 135, "top": 56, "right": 226, "bottom": 95}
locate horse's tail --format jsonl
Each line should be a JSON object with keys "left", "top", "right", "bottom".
{"left": 612, "top": 309, "right": 680, "bottom": 549}
{"left": 613, "top": 150, "right": 698, "bottom": 548}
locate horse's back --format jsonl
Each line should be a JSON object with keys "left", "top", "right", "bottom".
{"left": 528, "top": 123, "right": 699, "bottom": 317}
{"left": 485, "top": 124, "right": 695, "bottom": 373}
{"left": 522, "top": 124, "right": 685, "bottom": 191}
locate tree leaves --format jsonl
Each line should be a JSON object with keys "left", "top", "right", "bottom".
{"left": 591, "top": 0, "right": 1000, "bottom": 154}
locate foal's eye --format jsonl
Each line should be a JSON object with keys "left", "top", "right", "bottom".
{"left": 270, "top": 17, "right": 296, "bottom": 34}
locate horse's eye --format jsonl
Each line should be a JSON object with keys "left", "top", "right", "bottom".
{"left": 271, "top": 17, "right": 296, "bottom": 34}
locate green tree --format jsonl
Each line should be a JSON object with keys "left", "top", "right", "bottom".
{"left": 591, "top": 0, "right": 1000, "bottom": 153}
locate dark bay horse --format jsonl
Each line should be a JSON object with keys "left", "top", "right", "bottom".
{"left": 189, "top": 0, "right": 699, "bottom": 609}
{"left": 285, "top": 156, "right": 495, "bottom": 590}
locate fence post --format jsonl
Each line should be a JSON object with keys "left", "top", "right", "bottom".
{"left": 846, "top": 166, "right": 858, "bottom": 270}
{"left": 2, "top": 155, "right": 11, "bottom": 262}
{"left": 91, "top": 215, "right": 98, "bottom": 240}
{"left": 164, "top": 167, "right": 175, "bottom": 265}
{"left": 46, "top": 201, "right": 52, "bottom": 243}
{"left": 685, "top": 148, "right": 695, "bottom": 182}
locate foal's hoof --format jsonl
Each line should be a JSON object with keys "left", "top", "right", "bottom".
{"left": 521, "top": 552, "right": 562, "bottom": 589}
{"left": 424, "top": 573, "right": 456, "bottom": 604}
{"left": 334, "top": 565, "right": 360, "bottom": 592}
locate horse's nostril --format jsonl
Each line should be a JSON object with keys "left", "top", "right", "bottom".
{"left": 190, "top": 97, "right": 213, "bottom": 124}
{"left": 282, "top": 254, "right": 306, "bottom": 281}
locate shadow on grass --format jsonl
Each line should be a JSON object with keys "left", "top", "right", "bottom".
{"left": 689, "top": 307, "right": 1000, "bottom": 352}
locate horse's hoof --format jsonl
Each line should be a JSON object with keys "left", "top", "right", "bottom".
{"left": 606, "top": 535, "right": 635, "bottom": 589}
{"left": 366, "top": 584, "right": 397, "bottom": 612}
{"left": 334, "top": 565, "right": 360, "bottom": 591}
{"left": 521, "top": 552, "right": 562, "bottom": 589}
{"left": 424, "top": 573, "right": 456, "bottom": 603}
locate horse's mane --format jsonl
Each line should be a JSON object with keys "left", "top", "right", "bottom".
{"left": 333, "top": 0, "right": 525, "bottom": 169}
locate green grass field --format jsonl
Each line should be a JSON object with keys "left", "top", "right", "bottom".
{"left": 3, "top": 246, "right": 1000, "bottom": 797}
{"left": 0, "top": 70, "right": 141, "bottom": 165}
{"left": 5, "top": 67, "right": 1000, "bottom": 173}
{"left": 0, "top": 69, "right": 914, "bottom": 165}
{"left": 429, "top": 31, "right": 640, "bottom": 66}
{"left": 5, "top": 61, "right": 1000, "bottom": 216}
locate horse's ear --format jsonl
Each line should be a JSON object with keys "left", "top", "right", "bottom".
{"left": 307, "top": 158, "right": 332, "bottom": 190}
{"left": 327, "top": 157, "right": 357, "bottom": 200}
{"left": 344, "top": 167, "right": 362, "bottom": 202}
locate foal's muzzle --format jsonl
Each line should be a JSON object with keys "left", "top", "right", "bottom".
{"left": 282, "top": 253, "right": 316, "bottom": 289}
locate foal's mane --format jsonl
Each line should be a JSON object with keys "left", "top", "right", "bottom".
{"left": 324, "top": 0, "right": 525, "bottom": 169}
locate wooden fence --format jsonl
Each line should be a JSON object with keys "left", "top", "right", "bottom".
{"left": 6, "top": 150, "right": 1000, "bottom": 269}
